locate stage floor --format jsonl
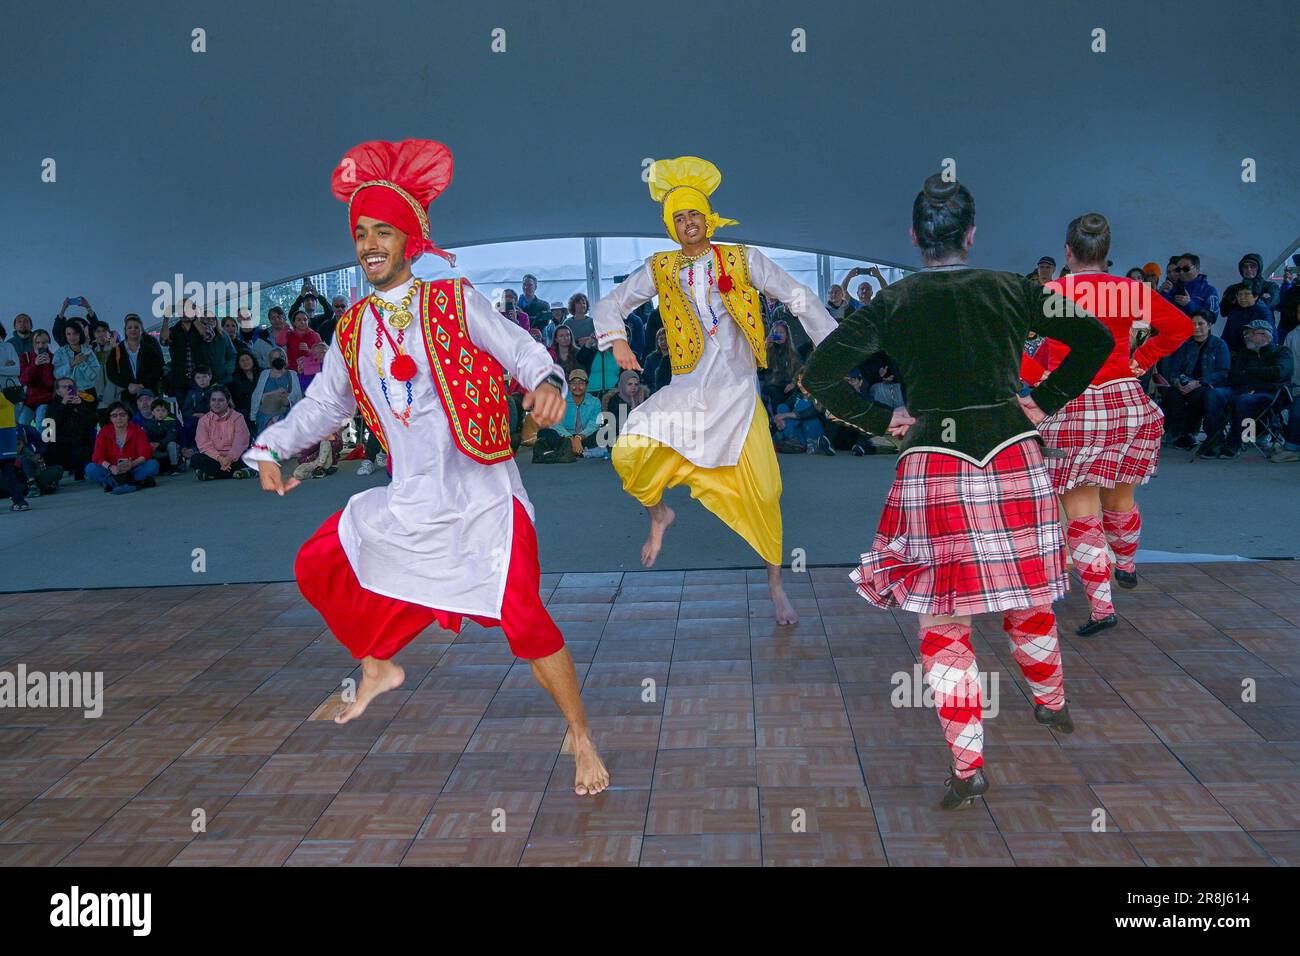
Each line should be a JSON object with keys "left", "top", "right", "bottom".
{"left": 1, "top": 562, "right": 1299, "bottom": 866}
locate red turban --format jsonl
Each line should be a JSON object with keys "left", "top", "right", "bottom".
{"left": 330, "top": 139, "right": 457, "bottom": 266}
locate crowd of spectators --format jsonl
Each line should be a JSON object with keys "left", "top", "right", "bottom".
{"left": 4, "top": 253, "right": 1298, "bottom": 511}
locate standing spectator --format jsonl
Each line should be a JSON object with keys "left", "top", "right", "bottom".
{"left": 286, "top": 311, "right": 322, "bottom": 378}
{"left": 1220, "top": 253, "right": 1280, "bottom": 317}
{"left": 8, "top": 314, "right": 35, "bottom": 357}
{"left": 266, "top": 306, "right": 290, "bottom": 348}
{"left": 841, "top": 265, "right": 889, "bottom": 308}
{"left": 192, "top": 386, "right": 252, "bottom": 480}
{"left": 43, "top": 378, "right": 98, "bottom": 480}
{"left": 642, "top": 327, "right": 673, "bottom": 393}
{"left": 1199, "top": 321, "right": 1294, "bottom": 458}
{"left": 53, "top": 322, "right": 100, "bottom": 401}
{"left": 1271, "top": 321, "right": 1300, "bottom": 462}
{"left": 323, "top": 295, "right": 349, "bottom": 344}
{"left": 1033, "top": 257, "right": 1056, "bottom": 285}
{"left": 17, "top": 330, "right": 56, "bottom": 428}
{"left": 289, "top": 280, "right": 336, "bottom": 340}
{"left": 161, "top": 302, "right": 210, "bottom": 406}
{"left": 86, "top": 401, "right": 159, "bottom": 494}
{"left": 251, "top": 348, "right": 302, "bottom": 434}
{"left": 105, "top": 314, "right": 165, "bottom": 400}
{"left": 518, "top": 274, "right": 550, "bottom": 324}
{"left": 1161, "top": 253, "right": 1220, "bottom": 317}
{"left": 143, "top": 398, "right": 181, "bottom": 474}
{"left": 179, "top": 367, "right": 215, "bottom": 456}
{"left": 622, "top": 308, "right": 646, "bottom": 361}
{"left": 0, "top": 332, "right": 20, "bottom": 405}
{"left": 228, "top": 352, "right": 261, "bottom": 429}
{"left": 826, "top": 284, "right": 854, "bottom": 320}
{"left": 1157, "top": 310, "right": 1229, "bottom": 449}
{"left": 562, "top": 293, "right": 596, "bottom": 343}
{"left": 200, "top": 314, "right": 237, "bottom": 384}
{"left": 222, "top": 317, "right": 253, "bottom": 362}
{"left": 1221, "top": 281, "right": 1276, "bottom": 352}
{"left": 539, "top": 299, "right": 566, "bottom": 339}
{"left": 1278, "top": 263, "right": 1300, "bottom": 342}
{"left": 52, "top": 296, "right": 100, "bottom": 348}
{"left": 498, "top": 289, "right": 532, "bottom": 332}
{"left": 90, "top": 322, "right": 120, "bottom": 412}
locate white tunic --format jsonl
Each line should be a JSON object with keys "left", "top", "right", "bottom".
{"left": 592, "top": 247, "right": 837, "bottom": 468}
{"left": 244, "top": 277, "right": 563, "bottom": 618}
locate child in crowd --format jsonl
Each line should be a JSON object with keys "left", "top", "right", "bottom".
{"left": 179, "top": 367, "right": 215, "bottom": 459}
{"left": 144, "top": 399, "right": 181, "bottom": 474}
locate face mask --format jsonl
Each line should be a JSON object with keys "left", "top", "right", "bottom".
{"left": 271, "top": 358, "right": 287, "bottom": 370}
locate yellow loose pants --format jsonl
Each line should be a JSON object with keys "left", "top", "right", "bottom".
{"left": 611, "top": 401, "right": 783, "bottom": 566}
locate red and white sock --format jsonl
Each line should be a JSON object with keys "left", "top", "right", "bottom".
{"left": 919, "top": 622, "right": 984, "bottom": 779}
{"left": 1002, "top": 606, "right": 1065, "bottom": 709}
{"left": 1066, "top": 515, "right": 1114, "bottom": 619}
{"left": 1102, "top": 505, "right": 1141, "bottom": 573}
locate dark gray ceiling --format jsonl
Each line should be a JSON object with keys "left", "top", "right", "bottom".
{"left": 4, "top": 0, "right": 1296, "bottom": 324}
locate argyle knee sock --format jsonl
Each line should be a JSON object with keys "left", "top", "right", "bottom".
{"left": 1066, "top": 515, "right": 1114, "bottom": 619}
{"left": 919, "top": 622, "right": 984, "bottom": 779}
{"left": 1102, "top": 505, "right": 1141, "bottom": 574}
{"left": 1002, "top": 606, "right": 1065, "bottom": 710}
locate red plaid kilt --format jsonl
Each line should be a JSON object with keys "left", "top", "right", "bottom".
{"left": 1038, "top": 378, "right": 1163, "bottom": 492}
{"left": 851, "top": 439, "right": 1068, "bottom": 616}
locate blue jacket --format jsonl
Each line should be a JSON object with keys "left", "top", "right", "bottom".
{"left": 1221, "top": 302, "right": 1276, "bottom": 353}
{"left": 553, "top": 393, "right": 602, "bottom": 438}
{"left": 1161, "top": 334, "right": 1230, "bottom": 387}
{"left": 1163, "top": 274, "right": 1220, "bottom": 317}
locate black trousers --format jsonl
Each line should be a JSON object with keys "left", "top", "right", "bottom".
{"left": 1158, "top": 385, "right": 1209, "bottom": 437}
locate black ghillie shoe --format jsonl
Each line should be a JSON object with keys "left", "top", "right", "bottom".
{"left": 1114, "top": 568, "right": 1138, "bottom": 589}
{"left": 939, "top": 768, "right": 989, "bottom": 811}
{"left": 1034, "top": 702, "right": 1074, "bottom": 734}
{"left": 1076, "top": 613, "right": 1118, "bottom": 637}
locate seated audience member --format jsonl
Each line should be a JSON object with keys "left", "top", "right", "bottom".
{"left": 221, "top": 317, "right": 253, "bottom": 362}
{"left": 291, "top": 432, "right": 344, "bottom": 481}
{"left": 90, "top": 322, "right": 120, "bottom": 412}
{"left": 498, "top": 290, "right": 531, "bottom": 332}
{"left": 622, "top": 310, "right": 646, "bottom": 363}
{"left": 605, "top": 369, "right": 648, "bottom": 440}
{"left": 863, "top": 352, "right": 905, "bottom": 409}
{"left": 12, "top": 423, "right": 63, "bottom": 496}
{"left": 761, "top": 320, "right": 802, "bottom": 414}
{"left": 17, "top": 330, "right": 57, "bottom": 428}
{"left": 251, "top": 348, "right": 302, "bottom": 434}
{"left": 1198, "top": 320, "right": 1294, "bottom": 459}
{"left": 0, "top": 333, "right": 20, "bottom": 406}
{"left": 86, "top": 401, "right": 160, "bottom": 494}
{"left": 298, "top": 340, "right": 328, "bottom": 391}
{"left": 578, "top": 321, "right": 620, "bottom": 400}
{"left": 286, "top": 310, "right": 322, "bottom": 378}
{"left": 1271, "top": 322, "right": 1300, "bottom": 463}
{"left": 131, "top": 389, "right": 157, "bottom": 425}
{"left": 642, "top": 327, "right": 673, "bottom": 393}
{"left": 1279, "top": 265, "right": 1300, "bottom": 342}
{"left": 1161, "top": 253, "right": 1220, "bottom": 317}
{"left": 180, "top": 367, "right": 215, "bottom": 455}
{"left": 192, "top": 386, "right": 253, "bottom": 480}
{"left": 773, "top": 396, "right": 834, "bottom": 455}
{"left": 548, "top": 325, "right": 584, "bottom": 378}
{"left": 1220, "top": 253, "right": 1280, "bottom": 318}
{"left": 53, "top": 321, "right": 100, "bottom": 402}
{"left": 228, "top": 352, "right": 261, "bottom": 429}
{"left": 1157, "top": 310, "right": 1230, "bottom": 449}
{"left": 1221, "top": 280, "right": 1277, "bottom": 352}
{"left": 144, "top": 399, "right": 181, "bottom": 474}
{"left": 561, "top": 293, "right": 596, "bottom": 344}
{"left": 536, "top": 368, "right": 602, "bottom": 459}
{"left": 0, "top": 395, "right": 28, "bottom": 511}
{"left": 105, "top": 314, "right": 164, "bottom": 400}
{"left": 43, "top": 377, "right": 98, "bottom": 480}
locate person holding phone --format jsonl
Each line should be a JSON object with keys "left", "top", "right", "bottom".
{"left": 86, "top": 401, "right": 158, "bottom": 494}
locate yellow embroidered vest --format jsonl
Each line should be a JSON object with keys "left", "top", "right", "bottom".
{"left": 334, "top": 278, "right": 513, "bottom": 465}
{"left": 649, "top": 243, "right": 766, "bottom": 375}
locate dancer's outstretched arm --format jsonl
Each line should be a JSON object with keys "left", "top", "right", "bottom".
{"left": 748, "top": 248, "right": 838, "bottom": 347}
{"left": 798, "top": 296, "right": 897, "bottom": 437}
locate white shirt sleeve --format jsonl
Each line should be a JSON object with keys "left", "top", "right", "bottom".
{"left": 0, "top": 343, "right": 19, "bottom": 381}
{"left": 593, "top": 263, "right": 656, "bottom": 350}
{"left": 463, "top": 284, "right": 565, "bottom": 394}
{"left": 746, "top": 247, "right": 838, "bottom": 347}
{"left": 243, "top": 343, "right": 356, "bottom": 468}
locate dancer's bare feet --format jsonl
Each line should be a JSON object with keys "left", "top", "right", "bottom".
{"left": 571, "top": 733, "right": 610, "bottom": 796}
{"left": 641, "top": 503, "right": 676, "bottom": 567}
{"left": 767, "top": 563, "right": 799, "bottom": 625}
{"left": 335, "top": 657, "right": 404, "bottom": 724}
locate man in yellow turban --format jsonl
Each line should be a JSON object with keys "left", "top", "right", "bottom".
{"left": 592, "top": 156, "right": 838, "bottom": 625}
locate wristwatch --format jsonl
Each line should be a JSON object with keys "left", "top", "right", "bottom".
{"left": 542, "top": 373, "right": 566, "bottom": 393}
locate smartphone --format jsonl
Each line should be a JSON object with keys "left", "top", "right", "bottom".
{"left": 69, "top": 296, "right": 85, "bottom": 307}
{"left": 116, "top": 458, "right": 131, "bottom": 470}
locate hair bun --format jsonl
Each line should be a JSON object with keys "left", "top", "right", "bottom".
{"left": 1080, "top": 212, "right": 1108, "bottom": 236}
{"left": 922, "top": 173, "right": 960, "bottom": 204}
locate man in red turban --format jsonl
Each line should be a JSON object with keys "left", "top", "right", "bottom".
{"left": 245, "top": 139, "right": 609, "bottom": 796}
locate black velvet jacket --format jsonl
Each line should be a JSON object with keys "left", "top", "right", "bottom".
{"left": 799, "top": 267, "right": 1112, "bottom": 464}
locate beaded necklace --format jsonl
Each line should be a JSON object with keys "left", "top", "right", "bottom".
{"left": 369, "top": 282, "right": 421, "bottom": 427}
{"left": 686, "top": 254, "right": 722, "bottom": 337}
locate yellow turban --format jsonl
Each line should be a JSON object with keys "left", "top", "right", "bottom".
{"left": 648, "top": 156, "right": 739, "bottom": 243}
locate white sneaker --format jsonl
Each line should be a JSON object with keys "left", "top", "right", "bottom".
{"left": 357, "top": 460, "right": 376, "bottom": 476}
{"left": 374, "top": 451, "right": 388, "bottom": 468}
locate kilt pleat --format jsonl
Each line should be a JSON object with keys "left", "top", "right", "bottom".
{"left": 851, "top": 439, "right": 1068, "bottom": 616}
{"left": 1038, "top": 378, "right": 1163, "bottom": 491}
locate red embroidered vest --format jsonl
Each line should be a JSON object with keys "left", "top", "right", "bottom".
{"left": 334, "top": 278, "right": 513, "bottom": 465}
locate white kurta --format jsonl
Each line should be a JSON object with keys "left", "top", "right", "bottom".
{"left": 244, "top": 277, "right": 563, "bottom": 618}
{"left": 592, "top": 247, "right": 837, "bottom": 468}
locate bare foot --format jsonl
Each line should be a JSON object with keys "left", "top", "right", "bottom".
{"left": 767, "top": 564, "right": 799, "bottom": 625}
{"left": 641, "top": 504, "right": 676, "bottom": 567}
{"left": 335, "top": 658, "right": 405, "bottom": 724}
{"left": 572, "top": 734, "right": 610, "bottom": 796}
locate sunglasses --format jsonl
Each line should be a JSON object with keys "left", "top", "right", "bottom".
{"left": 1174, "top": 265, "right": 1193, "bottom": 273}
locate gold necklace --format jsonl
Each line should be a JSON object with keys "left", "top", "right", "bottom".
{"left": 369, "top": 280, "right": 421, "bottom": 331}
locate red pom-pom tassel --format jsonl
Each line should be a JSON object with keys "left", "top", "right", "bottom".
{"left": 390, "top": 354, "right": 418, "bottom": 381}
{"left": 717, "top": 273, "right": 733, "bottom": 293}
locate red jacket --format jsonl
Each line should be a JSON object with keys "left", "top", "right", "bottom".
{"left": 92, "top": 421, "right": 153, "bottom": 466}
{"left": 1022, "top": 274, "right": 1193, "bottom": 386}
{"left": 18, "top": 353, "right": 56, "bottom": 407}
